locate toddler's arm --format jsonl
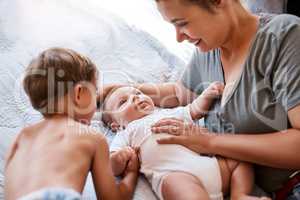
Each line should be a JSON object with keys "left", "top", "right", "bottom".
{"left": 91, "top": 134, "right": 138, "bottom": 200}
{"left": 189, "top": 82, "right": 224, "bottom": 120}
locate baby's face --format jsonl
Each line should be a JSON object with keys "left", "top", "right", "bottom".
{"left": 105, "top": 87, "right": 155, "bottom": 125}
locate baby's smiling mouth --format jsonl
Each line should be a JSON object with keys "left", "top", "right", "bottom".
{"left": 136, "top": 101, "right": 152, "bottom": 111}
{"left": 138, "top": 101, "right": 148, "bottom": 108}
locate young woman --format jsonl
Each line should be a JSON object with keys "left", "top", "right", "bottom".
{"left": 101, "top": 0, "right": 300, "bottom": 198}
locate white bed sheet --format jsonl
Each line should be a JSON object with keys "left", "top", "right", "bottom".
{"left": 0, "top": 0, "right": 193, "bottom": 199}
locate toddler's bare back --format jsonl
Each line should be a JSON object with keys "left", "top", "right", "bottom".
{"left": 5, "top": 116, "right": 100, "bottom": 200}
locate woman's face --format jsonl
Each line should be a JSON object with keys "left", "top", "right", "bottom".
{"left": 157, "top": 0, "right": 230, "bottom": 52}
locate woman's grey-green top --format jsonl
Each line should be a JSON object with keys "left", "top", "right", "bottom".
{"left": 181, "top": 14, "right": 300, "bottom": 192}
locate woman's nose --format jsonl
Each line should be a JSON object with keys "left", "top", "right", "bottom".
{"left": 175, "top": 27, "right": 187, "bottom": 43}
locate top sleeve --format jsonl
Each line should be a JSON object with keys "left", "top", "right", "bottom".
{"left": 109, "top": 130, "right": 130, "bottom": 152}
{"left": 272, "top": 21, "right": 300, "bottom": 111}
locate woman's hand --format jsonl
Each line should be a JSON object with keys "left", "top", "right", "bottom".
{"left": 151, "top": 117, "right": 209, "bottom": 136}
{"left": 151, "top": 118, "right": 215, "bottom": 154}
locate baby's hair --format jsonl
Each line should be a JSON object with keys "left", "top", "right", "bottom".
{"left": 101, "top": 86, "right": 123, "bottom": 128}
{"left": 23, "top": 47, "right": 98, "bottom": 117}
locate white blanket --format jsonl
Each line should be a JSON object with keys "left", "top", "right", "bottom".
{"left": 0, "top": 0, "right": 193, "bottom": 199}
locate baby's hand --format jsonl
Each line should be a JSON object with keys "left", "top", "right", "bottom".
{"left": 189, "top": 81, "right": 224, "bottom": 120}
{"left": 112, "top": 147, "right": 135, "bottom": 166}
{"left": 201, "top": 81, "right": 224, "bottom": 99}
{"left": 125, "top": 147, "right": 140, "bottom": 174}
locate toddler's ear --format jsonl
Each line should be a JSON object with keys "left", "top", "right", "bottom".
{"left": 110, "top": 122, "right": 120, "bottom": 132}
{"left": 73, "top": 83, "right": 86, "bottom": 107}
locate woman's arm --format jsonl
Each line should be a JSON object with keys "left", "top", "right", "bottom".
{"left": 98, "top": 81, "right": 197, "bottom": 108}
{"left": 152, "top": 104, "right": 300, "bottom": 169}
{"left": 210, "top": 104, "right": 300, "bottom": 169}
{"left": 208, "top": 129, "right": 300, "bottom": 169}
{"left": 134, "top": 81, "right": 197, "bottom": 107}
{"left": 135, "top": 81, "right": 196, "bottom": 107}
{"left": 135, "top": 82, "right": 178, "bottom": 107}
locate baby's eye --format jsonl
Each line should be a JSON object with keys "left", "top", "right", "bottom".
{"left": 119, "top": 99, "right": 127, "bottom": 106}
{"left": 136, "top": 91, "right": 142, "bottom": 95}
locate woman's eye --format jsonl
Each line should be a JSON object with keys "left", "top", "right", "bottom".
{"left": 176, "top": 22, "right": 188, "bottom": 27}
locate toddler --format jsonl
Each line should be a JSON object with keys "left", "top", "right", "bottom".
{"left": 4, "top": 48, "right": 139, "bottom": 200}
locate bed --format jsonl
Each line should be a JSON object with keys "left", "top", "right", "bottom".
{"left": 0, "top": 0, "right": 194, "bottom": 199}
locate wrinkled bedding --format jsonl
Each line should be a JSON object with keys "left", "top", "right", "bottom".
{"left": 0, "top": 0, "right": 193, "bottom": 199}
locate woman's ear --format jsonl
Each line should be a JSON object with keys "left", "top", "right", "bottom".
{"left": 110, "top": 122, "right": 120, "bottom": 132}
{"left": 212, "top": 0, "right": 226, "bottom": 8}
{"left": 212, "top": 0, "right": 221, "bottom": 4}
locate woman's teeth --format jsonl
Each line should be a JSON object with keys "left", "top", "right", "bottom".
{"left": 193, "top": 40, "right": 201, "bottom": 46}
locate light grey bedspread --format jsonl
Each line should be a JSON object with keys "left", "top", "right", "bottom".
{"left": 0, "top": 0, "right": 190, "bottom": 199}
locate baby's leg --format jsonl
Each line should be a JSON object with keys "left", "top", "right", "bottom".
{"left": 161, "top": 172, "right": 210, "bottom": 200}
{"left": 228, "top": 159, "right": 254, "bottom": 199}
{"left": 221, "top": 158, "right": 270, "bottom": 200}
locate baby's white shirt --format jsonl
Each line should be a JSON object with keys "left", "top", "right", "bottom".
{"left": 110, "top": 106, "right": 193, "bottom": 152}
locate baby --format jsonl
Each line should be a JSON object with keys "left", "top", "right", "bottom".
{"left": 102, "top": 84, "right": 266, "bottom": 200}
{"left": 4, "top": 48, "right": 139, "bottom": 200}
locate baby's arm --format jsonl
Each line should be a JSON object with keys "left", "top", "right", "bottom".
{"left": 110, "top": 147, "right": 136, "bottom": 176}
{"left": 91, "top": 134, "right": 139, "bottom": 200}
{"left": 189, "top": 82, "right": 224, "bottom": 120}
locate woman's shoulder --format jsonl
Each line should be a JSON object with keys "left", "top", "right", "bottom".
{"left": 258, "top": 13, "right": 300, "bottom": 37}
{"left": 269, "top": 14, "right": 300, "bottom": 25}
